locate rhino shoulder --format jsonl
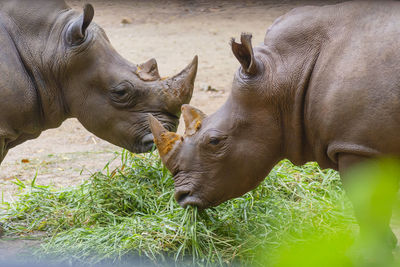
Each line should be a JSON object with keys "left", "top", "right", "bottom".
{"left": 0, "top": 19, "right": 42, "bottom": 138}
{"left": 264, "top": 5, "right": 332, "bottom": 50}
{"left": 0, "top": 0, "right": 70, "bottom": 40}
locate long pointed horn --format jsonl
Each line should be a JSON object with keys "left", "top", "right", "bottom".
{"left": 148, "top": 114, "right": 182, "bottom": 168}
{"left": 162, "top": 56, "right": 198, "bottom": 114}
{"left": 182, "top": 104, "right": 207, "bottom": 136}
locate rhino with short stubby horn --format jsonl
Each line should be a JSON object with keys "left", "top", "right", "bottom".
{"left": 0, "top": 0, "right": 197, "bottom": 163}
{"left": 149, "top": 1, "right": 400, "bottom": 254}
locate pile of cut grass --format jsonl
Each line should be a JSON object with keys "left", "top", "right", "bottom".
{"left": 0, "top": 150, "right": 356, "bottom": 266}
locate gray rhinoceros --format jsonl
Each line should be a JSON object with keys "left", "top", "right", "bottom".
{"left": 149, "top": 1, "right": 400, "bottom": 252}
{"left": 0, "top": 0, "right": 197, "bottom": 163}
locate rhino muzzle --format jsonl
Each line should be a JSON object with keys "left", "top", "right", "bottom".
{"left": 174, "top": 189, "right": 205, "bottom": 209}
{"left": 148, "top": 104, "right": 208, "bottom": 208}
{"left": 133, "top": 56, "right": 197, "bottom": 153}
{"left": 148, "top": 104, "right": 205, "bottom": 168}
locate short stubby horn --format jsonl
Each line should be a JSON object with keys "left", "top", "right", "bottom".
{"left": 182, "top": 104, "right": 207, "bottom": 136}
{"left": 137, "top": 58, "right": 161, "bottom": 81}
{"left": 148, "top": 114, "right": 183, "bottom": 170}
{"left": 162, "top": 56, "right": 198, "bottom": 115}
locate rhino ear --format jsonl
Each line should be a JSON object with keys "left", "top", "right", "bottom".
{"left": 137, "top": 58, "right": 161, "bottom": 81}
{"left": 231, "top": 33, "right": 257, "bottom": 75}
{"left": 66, "top": 4, "right": 94, "bottom": 46}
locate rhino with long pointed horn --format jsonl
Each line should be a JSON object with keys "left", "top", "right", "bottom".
{"left": 0, "top": 0, "right": 198, "bottom": 164}
{"left": 150, "top": 1, "right": 400, "bottom": 251}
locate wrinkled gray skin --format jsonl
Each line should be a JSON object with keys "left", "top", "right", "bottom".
{"left": 0, "top": 0, "right": 197, "bottom": 164}
{"left": 150, "top": 1, "right": 400, "bottom": 252}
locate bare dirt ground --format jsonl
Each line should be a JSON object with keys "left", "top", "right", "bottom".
{"left": 1, "top": 0, "right": 341, "bottom": 202}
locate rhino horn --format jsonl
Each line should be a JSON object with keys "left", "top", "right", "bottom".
{"left": 162, "top": 56, "right": 198, "bottom": 114}
{"left": 148, "top": 114, "right": 183, "bottom": 167}
{"left": 137, "top": 58, "right": 161, "bottom": 81}
{"left": 182, "top": 104, "right": 207, "bottom": 136}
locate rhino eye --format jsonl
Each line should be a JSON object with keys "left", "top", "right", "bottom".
{"left": 109, "top": 81, "right": 138, "bottom": 108}
{"left": 110, "top": 82, "right": 134, "bottom": 99}
{"left": 112, "top": 88, "right": 127, "bottom": 97}
{"left": 202, "top": 130, "right": 228, "bottom": 150}
{"left": 209, "top": 137, "right": 221, "bottom": 146}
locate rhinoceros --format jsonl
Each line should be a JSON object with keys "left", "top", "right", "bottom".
{"left": 149, "top": 1, "right": 400, "bottom": 250}
{"left": 0, "top": 0, "right": 197, "bottom": 164}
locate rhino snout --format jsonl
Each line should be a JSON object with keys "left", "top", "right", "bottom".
{"left": 174, "top": 179, "right": 214, "bottom": 210}
{"left": 174, "top": 189, "right": 205, "bottom": 209}
{"left": 175, "top": 189, "right": 191, "bottom": 205}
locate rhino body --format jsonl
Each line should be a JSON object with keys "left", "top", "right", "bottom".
{"left": 0, "top": 0, "right": 197, "bottom": 163}
{"left": 149, "top": 0, "right": 400, "bottom": 253}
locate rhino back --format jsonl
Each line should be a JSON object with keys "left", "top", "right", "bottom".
{"left": 301, "top": 2, "right": 400, "bottom": 167}
{"left": 263, "top": 2, "right": 400, "bottom": 169}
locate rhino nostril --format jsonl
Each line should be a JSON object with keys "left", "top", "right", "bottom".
{"left": 175, "top": 190, "right": 191, "bottom": 203}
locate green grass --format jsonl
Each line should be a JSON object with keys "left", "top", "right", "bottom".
{"left": 0, "top": 150, "right": 356, "bottom": 266}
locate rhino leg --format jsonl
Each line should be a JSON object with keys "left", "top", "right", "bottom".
{"left": 0, "top": 138, "right": 7, "bottom": 164}
{"left": 339, "top": 154, "right": 398, "bottom": 264}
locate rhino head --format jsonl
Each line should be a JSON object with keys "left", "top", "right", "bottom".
{"left": 149, "top": 33, "right": 284, "bottom": 209}
{"left": 56, "top": 4, "right": 197, "bottom": 153}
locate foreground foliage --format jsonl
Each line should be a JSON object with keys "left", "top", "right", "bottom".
{"left": 1, "top": 151, "right": 356, "bottom": 266}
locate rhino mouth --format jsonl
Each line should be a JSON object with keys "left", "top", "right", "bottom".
{"left": 175, "top": 190, "right": 206, "bottom": 209}
{"left": 140, "top": 133, "right": 155, "bottom": 151}
{"left": 132, "top": 114, "right": 178, "bottom": 153}
{"left": 174, "top": 185, "right": 218, "bottom": 210}
{"left": 129, "top": 133, "right": 154, "bottom": 153}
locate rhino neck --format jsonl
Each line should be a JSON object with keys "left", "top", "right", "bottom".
{"left": 264, "top": 9, "right": 331, "bottom": 167}
{"left": 0, "top": 0, "right": 71, "bottom": 131}
{"left": 274, "top": 46, "right": 321, "bottom": 166}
